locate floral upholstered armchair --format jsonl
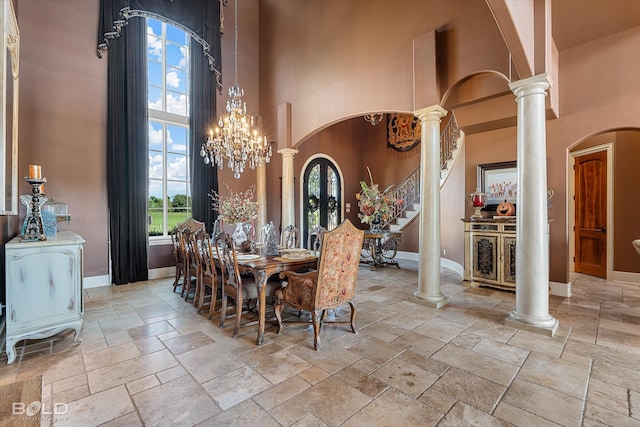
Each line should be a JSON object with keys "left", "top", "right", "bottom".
{"left": 275, "top": 219, "right": 365, "bottom": 350}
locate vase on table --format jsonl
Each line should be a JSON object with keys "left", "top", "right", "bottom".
{"left": 370, "top": 213, "right": 382, "bottom": 231}
{"left": 232, "top": 222, "right": 247, "bottom": 247}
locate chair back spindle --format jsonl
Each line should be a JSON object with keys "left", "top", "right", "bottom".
{"left": 307, "top": 225, "right": 327, "bottom": 251}
{"left": 281, "top": 225, "right": 301, "bottom": 249}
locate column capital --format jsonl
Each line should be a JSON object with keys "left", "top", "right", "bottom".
{"left": 414, "top": 105, "right": 448, "bottom": 122}
{"left": 277, "top": 147, "right": 299, "bottom": 158}
{"left": 509, "top": 73, "right": 552, "bottom": 99}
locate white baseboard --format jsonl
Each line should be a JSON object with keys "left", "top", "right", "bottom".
{"left": 396, "top": 251, "right": 419, "bottom": 262}
{"left": 83, "top": 275, "right": 110, "bottom": 289}
{"left": 612, "top": 270, "right": 640, "bottom": 285}
{"left": 149, "top": 266, "right": 175, "bottom": 280}
{"left": 396, "top": 251, "right": 464, "bottom": 278}
{"left": 441, "top": 258, "right": 464, "bottom": 278}
{"left": 83, "top": 266, "right": 176, "bottom": 289}
{"left": 549, "top": 281, "right": 572, "bottom": 297}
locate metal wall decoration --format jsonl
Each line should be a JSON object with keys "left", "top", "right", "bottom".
{"left": 387, "top": 113, "right": 421, "bottom": 152}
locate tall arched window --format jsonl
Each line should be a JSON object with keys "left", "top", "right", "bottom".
{"left": 147, "top": 18, "right": 191, "bottom": 238}
{"left": 303, "top": 158, "right": 341, "bottom": 247}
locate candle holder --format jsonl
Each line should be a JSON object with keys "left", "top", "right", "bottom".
{"left": 22, "top": 176, "right": 47, "bottom": 241}
{"left": 469, "top": 187, "right": 487, "bottom": 219}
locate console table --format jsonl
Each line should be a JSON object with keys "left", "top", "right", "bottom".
{"left": 462, "top": 219, "right": 516, "bottom": 291}
{"left": 360, "top": 230, "right": 401, "bottom": 269}
{"left": 4, "top": 231, "right": 85, "bottom": 364}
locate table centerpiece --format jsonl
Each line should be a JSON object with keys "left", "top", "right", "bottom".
{"left": 209, "top": 183, "right": 258, "bottom": 247}
{"left": 356, "top": 167, "right": 403, "bottom": 230}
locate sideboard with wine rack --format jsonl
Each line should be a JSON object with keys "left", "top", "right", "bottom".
{"left": 462, "top": 219, "right": 517, "bottom": 291}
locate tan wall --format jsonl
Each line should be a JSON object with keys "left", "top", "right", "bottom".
{"left": 544, "top": 27, "right": 640, "bottom": 282}
{"left": 11, "top": 0, "right": 262, "bottom": 278}
{"left": 260, "top": 1, "right": 640, "bottom": 284}
{"left": 291, "top": 113, "right": 464, "bottom": 263}
{"left": 18, "top": 0, "right": 108, "bottom": 277}
{"left": 294, "top": 118, "right": 368, "bottom": 230}
{"left": 6, "top": 0, "right": 640, "bottom": 286}
{"left": 613, "top": 131, "right": 640, "bottom": 272}
{"left": 570, "top": 130, "right": 640, "bottom": 274}
{"left": 441, "top": 137, "right": 466, "bottom": 265}
{"left": 258, "top": 0, "right": 511, "bottom": 145}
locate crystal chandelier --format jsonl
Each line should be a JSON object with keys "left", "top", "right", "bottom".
{"left": 201, "top": 0, "right": 271, "bottom": 178}
{"left": 364, "top": 113, "right": 384, "bottom": 126}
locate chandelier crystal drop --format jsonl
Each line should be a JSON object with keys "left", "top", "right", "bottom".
{"left": 364, "top": 113, "right": 384, "bottom": 126}
{"left": 201, "top": 0, "right": 271, "bottom": 178}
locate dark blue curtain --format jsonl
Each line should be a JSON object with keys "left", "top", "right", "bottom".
{"left": 99, "top": 0, "right": 222, "bottom": 283}
{"left": 190, "top": 44, "right": 219, "bottom": 233}
{"left": 106, "top": 18, "right": 149, "bottom": 285}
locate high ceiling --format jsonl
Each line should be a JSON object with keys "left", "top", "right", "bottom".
{"left": 552, "top": 0, "right": 640, "bottom": 51}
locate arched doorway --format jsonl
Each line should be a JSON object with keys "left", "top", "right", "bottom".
{"left": 567, "top": 128, "right": 640, "bottom": 282}
{"left": 302, "top": 157, "right": 342, "bottom": 248}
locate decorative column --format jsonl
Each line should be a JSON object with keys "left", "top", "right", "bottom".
{"left": 278, "top": 148, "right": 298, "bottom": 228}
{"left": 505, "top": 73, "right": 558, "bottom": 336}
{"left": 256, "top": 162, "right": 267, "bottom": 232}
{"left": 414, "top": 105, "right": 448, "bottom": 308}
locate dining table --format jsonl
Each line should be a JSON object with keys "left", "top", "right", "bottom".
{"left": 234, "top": 248, "right": 319, "bottom": 345}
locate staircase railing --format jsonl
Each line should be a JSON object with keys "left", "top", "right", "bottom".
{"left": 380, "top": 113, "right": 460, "bottom": 229}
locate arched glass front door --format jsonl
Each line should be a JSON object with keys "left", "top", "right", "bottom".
{"left": 303, "top": 158, "right": 341, "bottom": 248}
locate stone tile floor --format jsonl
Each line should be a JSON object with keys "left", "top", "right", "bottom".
{"left": 1, "top": 260, "right": 640, "bottom": 426}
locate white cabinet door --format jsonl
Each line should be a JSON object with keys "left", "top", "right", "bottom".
{"left": 4, "top": 231, "right": 84, "bottom": 364}
{"left": 7, "top": 246, "right": 81, "bottom": 333}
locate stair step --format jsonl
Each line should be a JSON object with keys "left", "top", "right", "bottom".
{"left": 389, "top": 224, "right": 402, "bottom": 232}
{"left": 396, "top": 217, "right": 412, "bottom": 226}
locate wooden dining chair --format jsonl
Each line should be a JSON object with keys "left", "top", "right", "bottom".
{"left": 180, "top": 227, "right": 203, "bottom": 303}
{"left": 171, "top": 231, "right": 185, "bottom": 293}
{"left": 191, "top": 229, "right": 220, "bottom": 315}
{"left": 172, "top": 218, "right": 205, "bottom": 295}
{"left": 275, "top": 219, "right": 364, "bottom": 350}
{"left": 280, "top": 224, "right": 301, "bottom": 249}
{"left": 215, "top": 232, "right": 280, "bottom": 337}
{"left": 307, "top": 225, "right": 327, "bottom": 251}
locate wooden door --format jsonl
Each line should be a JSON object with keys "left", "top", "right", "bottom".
{"left": 575, "top": 151, "right": 607, "bottom": 278}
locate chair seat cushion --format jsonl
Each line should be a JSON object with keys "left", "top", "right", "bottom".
{"left": 231, "top": 275, "right": 281, "bottom": 300}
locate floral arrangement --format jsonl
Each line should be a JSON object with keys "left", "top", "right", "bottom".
{"left": 356, "top": 167, "right": 403, "bottom": 226}
{"left": 209, "top": 183, "right": 258, "bottom": 224}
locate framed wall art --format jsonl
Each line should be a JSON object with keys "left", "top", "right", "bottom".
{"left": 477, "top": 161, "right": 517, "bottom": 210}
{"left": 387, "top": 113, "right": 420, "bottom": 152}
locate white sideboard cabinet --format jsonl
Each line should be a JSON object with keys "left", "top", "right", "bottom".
{"left": 462, "top": 219, "right": 516, "bottom": 291}
{"left": 4, "top": 231, "right": 85, "bottom": 364}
